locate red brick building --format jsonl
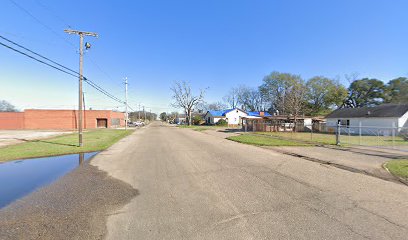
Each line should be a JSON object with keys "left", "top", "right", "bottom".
{"left": 0, "top": 109, "right": 125, "bottom": 130}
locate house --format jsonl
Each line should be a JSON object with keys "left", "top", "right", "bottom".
{"left": 0, "top": 109, "right": 125, "bottom": 130}
{"left": 325, "top": 104, "right": 408, "bottom": 132}
{"left": 204, "top": 108, "right": 248, "bottom": 126}
{"left": 174, "top": 114, "right": 186, "bottom": 124}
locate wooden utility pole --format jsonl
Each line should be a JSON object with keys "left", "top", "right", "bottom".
{"left": 124, "top": 77, "right": 128, "bottom": 130}
{"left": 143, "top": 106, "right": 146, "bottom": 121}
{"left": 64, "top": 29, "right": 98, "bottom": 147}
{"left": 138, "top": 103, "right": 141, "bottom": 120}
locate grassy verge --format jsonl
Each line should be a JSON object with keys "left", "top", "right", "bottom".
{"left": 385, "top": 160, "right": 408, "bottom": 180}
{"left": 178, "top": 125, "right": 225, "bottom": 131}
{"left": 227, "top": 134, "right": 310, "bottom": 146}
{"left": 0, "top": 129, "right": 134, "bottom": 162}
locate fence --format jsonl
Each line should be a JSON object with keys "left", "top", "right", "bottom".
{"left": 247, "top": 121, "right": 408, "bottom": 152}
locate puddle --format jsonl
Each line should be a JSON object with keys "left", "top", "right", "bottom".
{"left": 0, "top": 152, "right": 98, "bottom": 209}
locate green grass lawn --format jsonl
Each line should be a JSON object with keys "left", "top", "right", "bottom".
{"left": 385, "top": 160, "right": 408, "bottom": 179}
{"left": 178, "top": 125, "right": 226, "bottom": 131}
{"left": 0, "top": 129, "right": 134, "bottom": 162}
{"left": 254, "top": 131, "right": 408, "bottom": 146}
{"left": 227, "top": 134, "right": 310, "bottom": 146}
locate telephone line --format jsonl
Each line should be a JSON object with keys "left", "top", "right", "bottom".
{"left": 0, "top": 37, "right": 138, "bottom": 110}
{"left": 0, "top": 35, "right": 79, "bottom": 75}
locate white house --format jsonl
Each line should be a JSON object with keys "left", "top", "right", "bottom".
{"left": 204, "top": 108, "right": 248, "bottom": 125}
{"left": 325, "top": 104, "right": 408, "bottom": 133}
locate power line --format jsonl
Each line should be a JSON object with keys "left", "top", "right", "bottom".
{"left": 0, "top": 35, "right": 79, "bottom": 75}
{"left": 0, "top": 36, "right": 138, "bottom": 110}
{"left": 0, "top": 40, "right": 78, "bottom": 78}
{"left": 8, "top": 0, "right": 76, "bottom": 49}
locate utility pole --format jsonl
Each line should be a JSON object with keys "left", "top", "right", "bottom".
{"left": 150, "top": 109, "right": 152, "bottom": 121}
{"left": 124, "top": 77, "right": 128, "bottom": 130}
{"left": 138, "top": 103, "right": 141, "bottom": 120}
{"left": 64, "top": 29, "right": 98, "bottom": 147}
{"left": 143, "top": 106, "right": 146, "bottom": 121}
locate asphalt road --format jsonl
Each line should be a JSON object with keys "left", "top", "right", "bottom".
{"left": 92, "top": 122, "right": 408, "bottom": 240}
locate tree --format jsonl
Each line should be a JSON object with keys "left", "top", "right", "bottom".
{"left": 197, "top": 101, "right": 228, "bottom": 112}
{"left": 305, "top": 76, "right": 347, "bottom": 115}
{"left": 0, "top": 100, "right": 18, "bottom": 112}
{"left": 223, "top": 87, "right": 239, "bottom": 108}
{"left": 170, "top": 80, "right": 205, "bottom": 126}
{"left": 386, "top": 77, "right": 408, "bottom": 104}
{"left": 159, "top": 112, "right": 168, "bottom": 121}
{"left": 236, "top": 86, "right": 264, "bottom": 111}
{"left": 259, "top": 71, "right": 305, "bottom": 115}
{"left": 343, "top": 78, "right": 386, "bottom": 108}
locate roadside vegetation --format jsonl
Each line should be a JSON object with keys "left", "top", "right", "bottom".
{"left": 178, "top": 125, "right": 225, "bottom": 132}
{"left": 227, "top": 134, "right": 310, "bottom": 146}
{"left": 0, "top": 129, "right": 134, "bottom": 162}
{"left": 253, "top": 131, "right": 408, "bottom": 146}
{"left": 385, "top": 160, "right": 408, "bottom": 180}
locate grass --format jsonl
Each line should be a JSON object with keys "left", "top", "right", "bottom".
{"left": 254, "top": 131, "right": 408, "bottom": 146}
{"left": 227, "top": 134, "right": 310, "bottom": 146}
{"left": 0, "top": 129, "right": 134, "bottom": 162}
{"left": 385, "top": 160, "right": 408, "bottom": 179}
{"left": 178, "top": 125, "right": 226, "bottom": 131}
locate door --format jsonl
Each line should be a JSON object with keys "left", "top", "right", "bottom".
{"left": 97, "top": 118, "right": 108, "bottom": 128}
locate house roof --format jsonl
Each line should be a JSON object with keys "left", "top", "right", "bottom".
{"left": 247, "top": 111, "right": 272, "bottom": 117}
{"left": 206, "top": 108, "right": 241, "bottom": 117}
{"left": 326, "top": 104, "right": 408, "bottom": 118}
{"left": 207, "top": 109, "right": 273, "bottom": 118}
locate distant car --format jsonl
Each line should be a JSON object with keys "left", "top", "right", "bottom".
{"left": 127, "top": 122, "right": 135, "bottom": 127}
{"left": 134, "top": 121, "right": 145, "bottom": 127}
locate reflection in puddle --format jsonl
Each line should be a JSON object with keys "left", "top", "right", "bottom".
{"left": 0, "top": 152, "right": 98, "bottom": 209}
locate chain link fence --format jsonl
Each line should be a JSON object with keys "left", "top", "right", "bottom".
{"left": 246, "top": 121, "right": 408, "bottom": 152}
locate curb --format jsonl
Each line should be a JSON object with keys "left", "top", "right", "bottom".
{"left": 266, "top": 147, "right": 408, "bottom": 187}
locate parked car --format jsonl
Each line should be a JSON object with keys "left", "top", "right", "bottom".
{"left": 134, "top": 121, "right": 145, "bottom": 127}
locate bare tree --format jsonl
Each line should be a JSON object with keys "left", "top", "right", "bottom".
{"left": 223, "top": 87, "right": 239, "bottom": 108}
{"left": 0, "top": 100, "right": 18, "bottom": 112}
{"left": 236, "top": 86, "right": 264, "bottom": 111}
{"left": 170, "top": 81, "right": 205, "bottom": 125}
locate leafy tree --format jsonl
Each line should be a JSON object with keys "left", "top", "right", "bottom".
{"left": 343, "top": 78, "right": 386, "bottom": 108}
{"left": 259, "top": 71, "right": 305, "bottom": 116}
{"left": 305, "top": 76, "right": 347, "bottom": 115}
{"left": 386, "top": 77, "right": 408, "bottom": 104}
{"left": 170, "top": 80, "right": 205, "bottom": 125}
{"left": 159, "top": 112, "right": 167, "bottom": 121}
{"left": 0, "top": 100, "right": 18, "bottom": 112}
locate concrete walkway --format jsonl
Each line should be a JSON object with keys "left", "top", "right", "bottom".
{"left": 269, "top": 146, "right": 399, "bottom": 182}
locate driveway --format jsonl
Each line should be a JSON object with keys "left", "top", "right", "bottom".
{"left": 92, "top": 122, "right": 408, "bottom": 239}
{"left": 0, "top": 130, "right": 72, "bottom": 147}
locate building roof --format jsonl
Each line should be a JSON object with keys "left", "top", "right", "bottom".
{"left": 207, "top": 109, "right": 273, "bottom": 117}
{"left": 206, "top": 108, "right": 240, "bottom": 117}
{"left": 247, "top": 111, "right": 272, "bottom": 117}
{"left": 326, "top": 104, "right": 408, "bottom": 118}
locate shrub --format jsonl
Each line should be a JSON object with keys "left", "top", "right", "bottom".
{"left": 216, "top": 119, "right": 228, "bottom": 126}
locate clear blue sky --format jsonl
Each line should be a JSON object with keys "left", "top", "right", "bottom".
{"left": 1, "top": 0, "right": 407, "bottom": 114}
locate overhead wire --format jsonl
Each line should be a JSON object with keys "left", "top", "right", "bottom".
{"left": 0, "top": 35, "right": 139, "bottom": 110}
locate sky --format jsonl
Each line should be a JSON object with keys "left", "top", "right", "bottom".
{"left": 1, "top": 0, "right": 408, "bottom": 114}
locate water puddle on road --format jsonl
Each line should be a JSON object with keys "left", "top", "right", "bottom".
{"left": 0, "top": 152, "right": 99, "bottom": 209}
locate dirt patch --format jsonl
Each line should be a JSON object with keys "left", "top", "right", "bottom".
{"left": 0, "top": 161, "right": 138, "bottom": 240}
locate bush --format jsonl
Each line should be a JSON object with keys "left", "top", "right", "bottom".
{"left": 216, "top": 119, "right": 228, "bottom": 126}
{"left": 192, "top": 115, "right": 202, "bottom": 125}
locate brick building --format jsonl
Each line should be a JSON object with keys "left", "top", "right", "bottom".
{"left": 0, "top": 109, "right": 125, "bottom": 130}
